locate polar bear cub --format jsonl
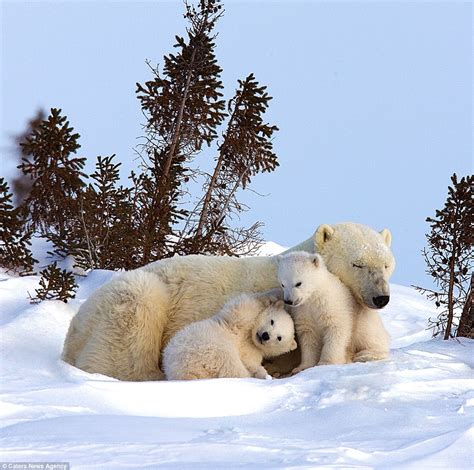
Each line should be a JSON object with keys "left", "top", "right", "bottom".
{"left": 278, "top": 251, "right": 358, "bottom": 373}
{"left": 163, "top": 294, "right": 297, "bottom": 380}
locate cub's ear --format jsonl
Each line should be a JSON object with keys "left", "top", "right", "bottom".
{"left": 259, "top": 297, "right": 273, "bottom": 308}
{"left": 290, "top": 339, "right": 298, "bottom": 351}
{"left": 312, "top": 254, "right": 321, "bottom": 268}
{"left": 314, "top": 224, "right": 335, "bottom": 250}
{"left": 274, "top": 299, "right": 285, "bottom": 309}
{"left": 380, "top": 228, "right": 392, "bottom": 247}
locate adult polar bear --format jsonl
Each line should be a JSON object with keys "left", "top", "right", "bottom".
{"left": 62, "top": 222, "right": 395, "bottom": 381}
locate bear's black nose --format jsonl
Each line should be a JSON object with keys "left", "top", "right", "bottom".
{"left": 261, "top": 332, "right": 270, "bottom": 341}
{"left": 284, "top": 300, "right": 293, "bottom": 306}
{"left": 373, "top": 295, "right": 390, "bottom": 308}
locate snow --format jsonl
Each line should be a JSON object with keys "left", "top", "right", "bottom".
{"left": 256, "top": 241, "right": 287, "bottom": 257}
{"left": 1, "top": 250, "right": 473, "bottom": 469}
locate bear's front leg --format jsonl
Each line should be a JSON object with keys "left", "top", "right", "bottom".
{"left": 246, "top": 360, "right": 272, "bottom": 380}
{"left": 318, "top": 325, "right": 351, "bottom": 365}
{"left": 291, "top": 330, "right": 320, "bottom": 375}
{"left": 352, "top": 309, "right": 390, "bottom": 363}
{"left": 353, "top": 350, "right": 388, "bottom": 362}
{"left": 252, "top": 365, "right": 272, "bottom": 380}
{"left": 241, "top": 351, "right": 271, "bottom": 380}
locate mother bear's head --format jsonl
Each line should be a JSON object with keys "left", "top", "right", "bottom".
{"left": 313, "top": 222, "right": 396, "bottom": 310}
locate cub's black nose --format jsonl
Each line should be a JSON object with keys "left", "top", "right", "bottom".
{"left": 284, "top": 300, "right": 293, "bottom": 306}
{"left": 373, "top": 295, "right": 390, "bottom": 308}
{"left": 261, "top": 332, "right": 270, "bottom": 341}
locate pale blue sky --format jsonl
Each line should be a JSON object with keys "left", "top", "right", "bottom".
{"left": 1, "top": 0, "right": 472, "bottom": 287}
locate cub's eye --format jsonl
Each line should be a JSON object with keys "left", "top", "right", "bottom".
{"left": 352, "top": 263, "right": 363, "bottom": 269}
{"left": 277, "top": 336, "right": 282, "bottom": 341}
{"left": 270, "top": 319, "right": 274, "bottom": 326}
{"left": 295, "top": 282, "right": 302, "bottom": 287}
{"left": 384, "top": 265, "right": 389, "bottom": 269}
{"left": 281, "top": 283, "right": 285, "bottom": 288}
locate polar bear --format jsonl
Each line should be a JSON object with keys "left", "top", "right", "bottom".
{"left": 278, "top": 252, "right": 357, "bottom": 371}
{"left": 278, "top": 252, "right": 390, "bottom": 374}
{"left": 268, "top": 224, "right": 394, "bottom": 374}
{"left": 163, "top": 294, "right": 297, "bottom": 380}
{"left": 62, "top": 222, "right": 395, "bottom": 381}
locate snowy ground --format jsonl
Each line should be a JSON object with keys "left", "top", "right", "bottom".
{"left": 1, "top": 244, "right": 473, "bottom": 469}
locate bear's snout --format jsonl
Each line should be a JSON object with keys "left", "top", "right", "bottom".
{"left": 373, "top": 295, "right": 390, "bottom": 308}
{"left": 256, "top": 331, "right": 270, "bottom": 344}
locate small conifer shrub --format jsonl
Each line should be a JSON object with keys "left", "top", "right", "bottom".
{"left": 30, "top": 262, "right": 78, "bottom": 303}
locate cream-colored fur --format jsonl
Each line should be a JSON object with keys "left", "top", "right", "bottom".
{"left": 62, "top": 222, "right": 395, "bottom": 380}
{"left": 62, "top": 270, "right": 170, "bottom": 381}
{"left": 278, "top": 252, "right": 390, "bottom": 375}
{"left": 278, "top": 252, "right": 357, "bottom": 371}
{"left": 267, "top": 223, "right": 395, "bottom": 375}
{"left": 163, "top": 295, "right": 297, "bottom": 380}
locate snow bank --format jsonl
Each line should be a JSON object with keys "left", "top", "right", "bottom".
{"left": 0, "top": 261, "right": 473, "bottom": 468}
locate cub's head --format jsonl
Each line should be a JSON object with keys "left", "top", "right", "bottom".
{"left": 277, "top": 252, "right": 326, "bottom": 308}
{"left": 314, "top": 222, "right": 396, "bottom": 310}
{"left": 252, "top": 299, "right": 297, "bottom": 358}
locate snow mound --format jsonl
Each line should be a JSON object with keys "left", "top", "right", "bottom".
{"left": 256, "top": 240, "right": 287, "bottom": 256}
{"left": 1, "top": 263, "right": 473, "bottom": 468}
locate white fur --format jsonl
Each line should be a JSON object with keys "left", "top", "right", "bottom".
{"left": 278, "top": 251, "right": 391, "bottom": 374}
{"left": 278, "top": 252, "right": 357, "bottom": 371}
{"left": 293, "top": 223, "right": 396, "bottom": 309}
{"left": 62, "top": 222, "right": 395, "bottom": 380}
{"left": 163, "top": 294, "right": 297, "bottom": 380}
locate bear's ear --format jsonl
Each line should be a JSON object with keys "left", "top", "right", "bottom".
{"left": 290, "top": 339, "right": 298, "bottom": 351}
{"left": 380, "top": 228, "right": 392, "bottom": 247}
{"left": 258, "top": 297, "right": 272, "bottom": 308}
{"left": 274, "top": 299, "right": 285, "bottom": 309}
{"left": 314, "top": 224, "right": 335, "bottom": 249}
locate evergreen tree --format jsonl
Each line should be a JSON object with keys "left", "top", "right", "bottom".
{"left": 414, "top": 174, "right": 473, "bottom": 339}
{"left": 58, "top": 155, "right": 137, "bottom": 270}
{"left": 135, "top": 0, "right": 227, "bottom": 263}
{"left": 30, "top": 262, "right": 77, "bottom": 303}
{"left": 0, "top": 177, "right": 36, "bottom": 275}
{"left": 179, "top": 73, "right": 279, "bottom": 255}
{"left": 19, "top": 108, "right": 86, "bottom": 240}
{"left": 9, "top": 0, "right": 281, "bottom": 279}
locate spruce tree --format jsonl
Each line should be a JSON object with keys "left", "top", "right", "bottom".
{"left": 0, "top": 177, "right": 36, "bottom": 275}
{"left": 179, "top": 73, "right": 279, "bottom": 255}
{"left": 30, "top": 262, "right": 78, "bottom": 303}
{"left": 135, "top": 0, "right": 227, "bottom": 263}
{"left": 414, "top": 174, "right": 473, "bottom": 339}
{"left": 19, "top": 108, "right": 86, "bottom": 240}
{"left": 59, "top": 155, "right": 137, "bottom": 270}
{"left": 10, "top": 0, "right": 281, "bottom": 276}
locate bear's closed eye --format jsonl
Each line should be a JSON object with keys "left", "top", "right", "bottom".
{"left": 352, "top": 263, "right": 363, "bottom": 269}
